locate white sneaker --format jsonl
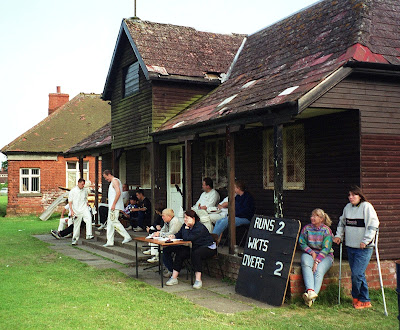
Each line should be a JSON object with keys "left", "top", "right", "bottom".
{"left": 126, "top": 226, "right": 132, "bottom": 230}
{"left": 193, "top": 280, "right": 202, "bottom": 289}
{"left": 71, "top": 240, "right": 77, "bottom": 245}
{"left": 122, "top": 237, "right": 132, "bottom": 244}
{"left": 147, "top": 256, "right": 159, "bottom": 263}
{"left": 103, "top": 243, "right": 114, "bottom": 247}
{"left": 86, "top": 235, "right": 94, "bottom": 240}
{"left": 98, "top": 224, "right": 106, "bottom": 231}
{"left": 143, "top": 250, "right": 152, "bottom": 255}
{"left": 133, "top": 227, "right": 144, "bottom": 232}
{"left": 166, "top": 277, "right": 178, "bottom": 286}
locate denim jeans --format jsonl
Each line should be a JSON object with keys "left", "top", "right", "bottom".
{"left": 212, "top": 216, "right": 250, "bottom": 236}
{"left": 301, "top": 253, "right": 333, "bottom": 295}
{"left": 347, "top": 247, "right": 373, "bottom": 302}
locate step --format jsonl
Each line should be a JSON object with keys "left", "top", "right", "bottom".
{"left": 78, "top": 242, "right": 137, "bottom": 266}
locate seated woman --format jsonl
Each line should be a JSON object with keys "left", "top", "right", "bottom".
{"left": 212, "top": 180, "right": 254, "bottom": 236}
{"left": 164, "top": 210, "right": 216, "bottom": 289}
{"left": 299, "top": 208, "right": 334, "bottom": 307}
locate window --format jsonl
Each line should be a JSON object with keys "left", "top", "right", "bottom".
{"left": 140, "top": 149, "right": 151, "bottom": 188}
{"left": 263, "top": 124, "right": 305, "bottom": 190}
{"left": 66, "top": 161, "right": 89, "bottom": 189}
{"left": 123, "top": 62, "right": 140, "bottom": 98}
{"left": 204, "top": 139, "right": 227, "bottom": 189}
{"left": 20, "top": 168, "right": 40, "bottom": 193}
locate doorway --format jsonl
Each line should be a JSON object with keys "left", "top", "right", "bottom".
{"left": 166, "top": 145, "right": 183, "bottom": 217}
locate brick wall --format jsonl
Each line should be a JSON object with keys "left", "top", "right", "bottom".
{"left": 7, "top": 155, "right": 102, "bottom": 216}
{"left": 206, "top": 252, "right": 397, "bottom": 300}
{"left": 289, "top": 260, "right": 397, "bottom": 297}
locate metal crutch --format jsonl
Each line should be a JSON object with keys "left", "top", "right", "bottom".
{"left": 375, "top": 229, "right": 388, "bottom": 316}
{"left": 338, "top": 242, "right": 343, "bottom": 305}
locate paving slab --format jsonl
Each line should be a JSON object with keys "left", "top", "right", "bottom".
{"left": 33, "top": 233, "right": 274, "bottom": 314}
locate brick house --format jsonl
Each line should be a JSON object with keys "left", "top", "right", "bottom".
{"left": 1, "top": 87, "right": 111, "bottom": 216}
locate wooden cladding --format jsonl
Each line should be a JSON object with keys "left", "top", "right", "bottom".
{"left": 361, "top": 134, "right": 400, "bottom": 260}
{"left": 152, "top": 81, "right": 214, "bottom": 131}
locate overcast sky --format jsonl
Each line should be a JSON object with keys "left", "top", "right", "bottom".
{"left": 0, "top": 0, "right": 318, "bottom": 163}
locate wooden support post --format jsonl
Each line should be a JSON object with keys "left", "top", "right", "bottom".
{"left": 226, "top": 126, "right": 236, "bottom": 254}
{"left": 150, "top": 142, "right": 159, "bottom": 224}
{"left": 79, "top": 157, "right": 84, "bottom": 179}
{"left": 273, "top": 124, "right": 284, "bottom": 218}
{"left": 184, "top": 140, "right": 193, "bottom": 211}
{"left": 94, "top": 155, "right": 99, "bottom": 224}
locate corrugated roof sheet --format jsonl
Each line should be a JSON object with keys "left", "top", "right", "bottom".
{"left": 156, "top": 0, "right": 400, "bottom": 132}
{"left": 2, "top": 94, "right": 111, "bottom": 153}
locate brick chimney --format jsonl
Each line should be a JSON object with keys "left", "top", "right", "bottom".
{"left": 48, "top": 86, "right": 69, "bottom": 116}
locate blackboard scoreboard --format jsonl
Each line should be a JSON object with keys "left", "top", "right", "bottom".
{"left": 235, "top": 215, "right": 301, "bottom": 306}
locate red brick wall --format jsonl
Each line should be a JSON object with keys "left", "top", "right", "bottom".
{"left": 6, "top": 155, "right": 102, "bottom": 216}
{"left": 289, "top": 260, "right": 397, "bottom": 297}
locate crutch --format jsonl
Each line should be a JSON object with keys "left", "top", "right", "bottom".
{"left": 338, "top": 242, "right": 343, "bottom": 305}
{"left": 375, "top": 229, "right": 388, "bottom": 316}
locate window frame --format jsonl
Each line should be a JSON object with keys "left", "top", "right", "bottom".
{"left": 123, "top": 61, "right": 140, "bottom": 98}
{"left": 140, "top": 149, "right": 151, "bottom": 189}
{"left": 66, "top": 161, "right": 89, "bottom": 189}
{"left": 203, "top": 138, "right": 227, "bottom": 189}
{"left": 263, "top": 124, "right": 305, "bottom": 190}
{"left": 20, "top": 168, "right": 40, "bottom": 193}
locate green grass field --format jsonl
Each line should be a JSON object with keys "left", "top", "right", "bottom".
{"left": 0, "top": 196, "right": 398, "bottom": 329}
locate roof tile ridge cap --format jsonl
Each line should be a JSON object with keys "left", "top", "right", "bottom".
{"left": 351, "top": 0, "right": 373, "bottom": 46}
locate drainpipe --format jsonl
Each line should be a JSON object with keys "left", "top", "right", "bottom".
{"left": 396, "top": 260, "right": 400, "bottom": 324}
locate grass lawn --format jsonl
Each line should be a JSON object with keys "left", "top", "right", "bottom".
{"left": 0, "top": 196, "right": 398, "bottom": 329}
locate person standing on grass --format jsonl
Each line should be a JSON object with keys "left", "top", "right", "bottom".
{"left": 333, "top": 185, "right": 379, "bottom": 310}
{"left": 69, "top": 178, "right": 93, "bottom": 245}
{"left": 102, "top": 170, "right": 132, "bottom": 247}
{"left": 299, "top": 208, "right": 334, "bottom": 307}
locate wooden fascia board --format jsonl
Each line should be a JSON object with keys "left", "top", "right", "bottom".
{"left": 102, "top": 21, "right": 150, "bottom": 100}
{"left": 298, "top": 66, "right": 353, "bottom": 112}
{"left": 122, "top": 22, "right": 149, "bottom": 80}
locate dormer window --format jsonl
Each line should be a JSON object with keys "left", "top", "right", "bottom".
{"left": 123, "top": 62, "right": 140, "bottom": 98}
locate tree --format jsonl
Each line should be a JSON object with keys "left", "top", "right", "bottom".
{"left": 1, "top": 161, "right": 7, "bottom": 171}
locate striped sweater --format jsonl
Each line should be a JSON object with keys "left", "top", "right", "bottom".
{"left": 299, "top": 224, "right": 334, "bottom": 262}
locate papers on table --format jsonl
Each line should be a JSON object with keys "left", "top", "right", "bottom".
{"left": 145, "top": 235, "right": 183, "bottom": 242}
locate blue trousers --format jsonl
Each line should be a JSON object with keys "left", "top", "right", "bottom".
{"left": 347, "top": 247, "right": 373, "bottom": 302}
{"left": 212, "top": 216, "right": 250, "bottom": 236}
{"left": 301, "top": 253, "right": 333, "bottom": 295}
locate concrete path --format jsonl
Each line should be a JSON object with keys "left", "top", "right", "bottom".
{"left": 34, "top": 234, "right": 274, "bottom": 314}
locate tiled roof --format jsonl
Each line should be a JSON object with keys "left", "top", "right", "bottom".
{"left": 124, "top": 19, "right": 245, "bottom": 79}
{"left": 2, "top": 94, "right": 111, "bottom": 154}
{"left": 156, "top": 0, "right": 400, "bottom": 132}
{"left": 67, "top": 122, "right": 111, "bottom": 154}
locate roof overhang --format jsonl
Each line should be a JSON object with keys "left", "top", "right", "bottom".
{"left": 151, "top": 101, "right": 298, "bottom": 142}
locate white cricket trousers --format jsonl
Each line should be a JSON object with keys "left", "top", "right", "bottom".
{"left": 58, "top": 217, "right": 73, "bottom": 232}
{"left": 106, "top": 209, "right": 131, "bottom": 245}
{"left": 72, "top": 210, "right": 93, "bottom": 241}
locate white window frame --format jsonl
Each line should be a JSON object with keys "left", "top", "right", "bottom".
{"left": 20, "top": 168, "right": 40, "bottom": 193}
{"left": 203, "top": 138, "right": 227, "bottom": 189}
{"left": 123, "top": 62, "right": 140, "bottom": 98}
{"left": 66, "top": 161, "right": 89, "bottom": 189}
{"left": 263, "top": 124, "right": 305, "bottom": 190}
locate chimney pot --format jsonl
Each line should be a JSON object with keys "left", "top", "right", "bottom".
{"left": 48, "top": 86, "right": 69, "bottom": 116}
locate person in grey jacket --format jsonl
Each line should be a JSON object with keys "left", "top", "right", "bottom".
{"left": 146, "top": 209, "right": 183, "bottom": 264}
{"left": 333, "top": 185, "right": 379, "bottom": 310}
